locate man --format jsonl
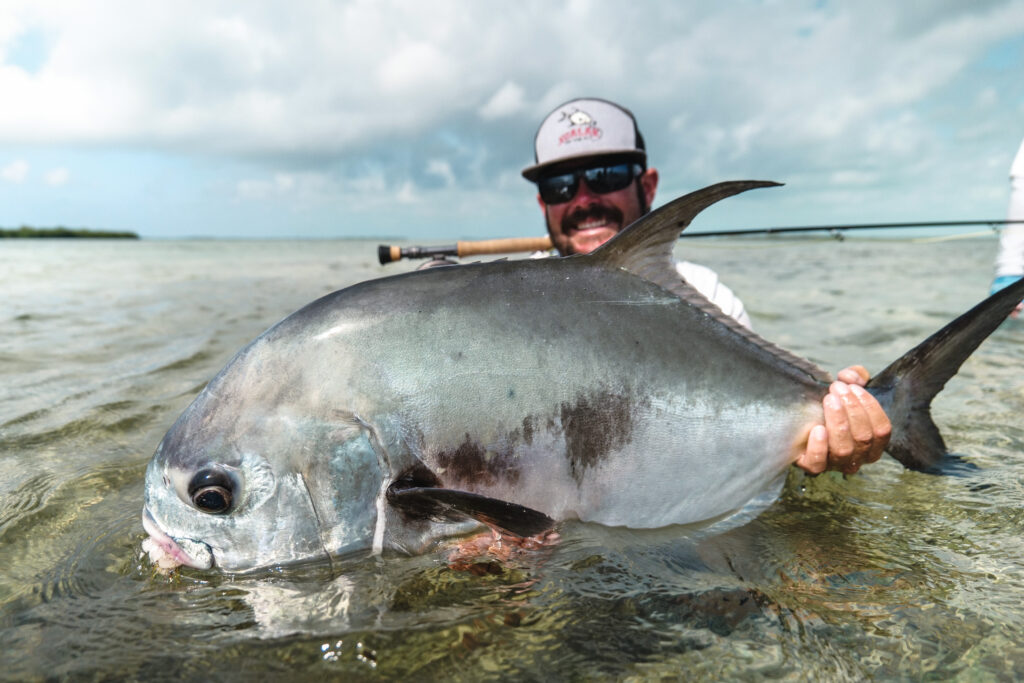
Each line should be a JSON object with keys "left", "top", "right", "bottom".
{"left": 991, "top": 134, "right": 1024, "bottom": 319}
{"left": 522, "top": 97, "right": 890, "bottom": 475}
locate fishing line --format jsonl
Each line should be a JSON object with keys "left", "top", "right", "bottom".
{"left": 298, "top": 471, "right": 337, "bottom": 572}
{"left": 676, "top": 235, "right": 996, "bottom": 252}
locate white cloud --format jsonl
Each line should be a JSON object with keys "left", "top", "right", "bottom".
{"left": 426, "top": 159, "right": 455, "bottom": 187}
{"left": 0, "top": 14, "right": 25, "bottom": 49}
{"left": 975, "top": 87, "right": 999, "bottom": 108}
{"left": 1, "top": 159, "right": 28, "bottom": 182}
{"left": 236, "top": 174, "right": 289, "bottom": 201}
{"left": 829, "top": 170, "right": 880, "bottom": 186}
{"left": 43, "top": 166, "right": 68, "bottom": 185}
{"left": 396, "top": 181, "right": 417, "bottom": 204}
{"left": 347, "top": 170, "right": 388, "bottom": 195}
{"left": 376, "top": 41, "right": 453, "bottom": 95}
{"left": 479, "top": 82, "right": 526, "bottom": 120}
{"left": 1, "top": 1, "right": 1023, "bottom": 236}
{"left": 235, "top": 172, "right": 339, "bottom": 201}
{"left": 0, "top": 1, "right": 1020, "bottom": 165}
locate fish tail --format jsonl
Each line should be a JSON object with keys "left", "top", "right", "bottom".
{"left": 866, "top": 276, "right": 1024, "bottom": 470}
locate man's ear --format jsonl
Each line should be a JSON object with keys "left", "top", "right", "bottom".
{"left": 640, "top": 168, "right": 659, "bottom": 211}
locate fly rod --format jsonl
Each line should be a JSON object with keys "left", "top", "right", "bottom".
{"left": 378, "top": 219, "right": 1024, "bottom": 264}
{"left": 378, "top": 236, "right": 553, "bottom": 264}
{"left": 678, "top": 218, "right": 1024, "bottom": 238}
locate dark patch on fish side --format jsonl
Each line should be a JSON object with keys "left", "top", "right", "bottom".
{"left": 520, "top": 416, "right": 534, "bottom": 446}
{"left": 435, "top": 434, "right": 521, "bottom": 487}
{"left": 560, "top": 390, "right": 639, "bottom": 483}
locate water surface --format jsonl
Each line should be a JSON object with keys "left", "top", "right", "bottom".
{"left": 1, "top": 236, "right": 1022, "bottom": 680}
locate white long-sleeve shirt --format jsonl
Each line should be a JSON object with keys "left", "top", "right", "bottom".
{"left": 994, "top": 136, "right": 1024, "bottom": 280}
{"left": 675, "top": 260, "right": 752, "bottom": 329}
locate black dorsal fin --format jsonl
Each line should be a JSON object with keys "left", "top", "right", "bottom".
{"left": 590, "top": 180, "right": 832, "bottom": 385}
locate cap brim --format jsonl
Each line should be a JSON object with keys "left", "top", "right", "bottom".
{"left": 521, "top": 149, "right": 646, "bottom": 182}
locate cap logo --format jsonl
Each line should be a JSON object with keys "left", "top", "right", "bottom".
{"left": 557, "top": 108, "right": 602, "bottom": 147}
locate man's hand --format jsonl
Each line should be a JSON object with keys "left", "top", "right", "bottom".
{"left": 796, "top": 365, "right": 892, "bottom": 475}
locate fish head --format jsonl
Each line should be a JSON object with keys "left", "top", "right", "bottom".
{"left": 141, "top": 338, "right": 391, "bottom": 572}
{"left": 142, "top": 404, "right": 331, "bottom": 572}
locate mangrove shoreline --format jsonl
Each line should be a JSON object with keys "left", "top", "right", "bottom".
{"left": 0, "top": 226, "right": 139, "bottom": 239}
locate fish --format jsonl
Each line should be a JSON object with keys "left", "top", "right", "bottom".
{"left": 141, "top": 180, "right": 1024, "bottom": 573}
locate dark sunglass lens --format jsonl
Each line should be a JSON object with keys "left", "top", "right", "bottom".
{"left": 583, "top": 164, "right": 635, "bottom": 194}
{"left": 538, "top": 172, "right": 579, "bottom": 204}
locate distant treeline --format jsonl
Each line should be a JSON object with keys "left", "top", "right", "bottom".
{"left": 0, "top": 226, "right": 139, "bottom": 239}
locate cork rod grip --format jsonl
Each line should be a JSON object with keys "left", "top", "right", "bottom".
{"left": 456, "top": 236, "right": 553, "bottom": 257}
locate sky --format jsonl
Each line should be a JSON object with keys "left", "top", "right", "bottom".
{"left": 1, "top": 1, "right": 1023, "bottom": 240}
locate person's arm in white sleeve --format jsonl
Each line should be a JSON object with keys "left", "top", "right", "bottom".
{"left": 675, "top": 261, "right": 752, "bottom": 329}
{"left": 992, "top": 136, "right": 1024, "bottom": 318}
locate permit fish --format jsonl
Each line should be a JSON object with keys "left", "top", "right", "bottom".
{"left": 141, "top": 181, "right": 1024, "bottom": 573}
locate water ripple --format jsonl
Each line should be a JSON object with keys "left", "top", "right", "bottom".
{"left": 4, "top": 238, "right": 1024, "bottom": 680}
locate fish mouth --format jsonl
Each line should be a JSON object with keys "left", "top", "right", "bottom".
{"left": 141, "top": 509, "right": 214, "bottom": 570}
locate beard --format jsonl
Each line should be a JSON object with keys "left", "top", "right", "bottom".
{"left": 548, "top": 203, "right": 627, "bottom": 255}
{"left": 561, "top": 204, "right": 625, "bottom": 234}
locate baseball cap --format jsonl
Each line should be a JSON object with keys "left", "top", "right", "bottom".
{"left": 521, "top": 98, "right": 646, "bottom": 182}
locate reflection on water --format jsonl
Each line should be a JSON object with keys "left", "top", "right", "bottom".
{"left": 1, "top": 237, "right": 1023, "bottom": 679}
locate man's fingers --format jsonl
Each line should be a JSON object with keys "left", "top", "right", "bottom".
{"left": 836, "top": 365, "right": 870, "bottom": 385}
{"left": 824, "top": 392, "right": 854, "bottom": 461}
{"left": 797, "top": 424, "right": 829, "bottom": 475}
{"left": 817, "top": 369, "right": 891, "bottom": 475}
{"left": 834, "top": 382, "right": 874, "bottom": 452}
{"left": 850, "top": 383, "right": 891, "bottom": 462}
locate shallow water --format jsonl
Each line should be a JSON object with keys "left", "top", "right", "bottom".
{"left": 2, "top": 236, "right": 1023, "bottom": 680}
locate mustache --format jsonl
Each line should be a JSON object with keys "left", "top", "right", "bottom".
{"left": 562, "top": 205, "right": 624, "bottom": 232}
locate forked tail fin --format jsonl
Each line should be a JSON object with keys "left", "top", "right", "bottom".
{"left": 867, "top": 277, "right": 1024, "bottom": 470}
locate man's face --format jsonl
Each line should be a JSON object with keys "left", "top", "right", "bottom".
{"left": 538, "top": 163, "right": 659, "bottom": 256}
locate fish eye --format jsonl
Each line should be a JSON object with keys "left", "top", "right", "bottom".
{"left": 188, "top": 469, "right": 235, "bottom": 514}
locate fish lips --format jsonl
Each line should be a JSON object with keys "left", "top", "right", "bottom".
{"left": 142, "top": 508, "right": 214, "bottom": 570}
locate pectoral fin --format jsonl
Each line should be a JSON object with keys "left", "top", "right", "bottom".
{"left": 386, "top": 485, "right": 555, "bottom": 538}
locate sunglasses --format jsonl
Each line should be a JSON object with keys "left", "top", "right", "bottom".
{"left": 537, "top": 163, "right": 644, "bottom": 205}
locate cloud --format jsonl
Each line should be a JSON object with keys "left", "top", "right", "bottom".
{"left": 376, "top": 41, "right": 453, "bottom": 96}
{"left": 425, "top": 159, "right": 455, "bottom": 187}
{"left": 1, "top": 1, "right": 1023, "bottom": 237}
{"left": 1, "top": 159, "right": 28, "bottom": 182}
{"left": 395, "top": 180, "right": 417, "bottom": 204}
{"left": 829, "top": 170, "right": 880, "bottom": 186}
{"left": 479, "top": 82, "right": 526, "bottom": 120}
{"left": 43, "top": 166, "right": 68, "bottom": 185}
{"left": 234, "top": 171, "right": 343, "bottom": 202}
{"left": 236, "top": 173, "right": 294, "bottom": 201}
{"left": 1, "top": 2, "right": 1020, "bottom": 168}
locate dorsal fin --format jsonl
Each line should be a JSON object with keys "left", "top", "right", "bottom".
{"left": 590, "top": 180, "right": 832, "bottom": 385}
{"left": 591, "top": 180, "right": 781, "bottom": 284}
